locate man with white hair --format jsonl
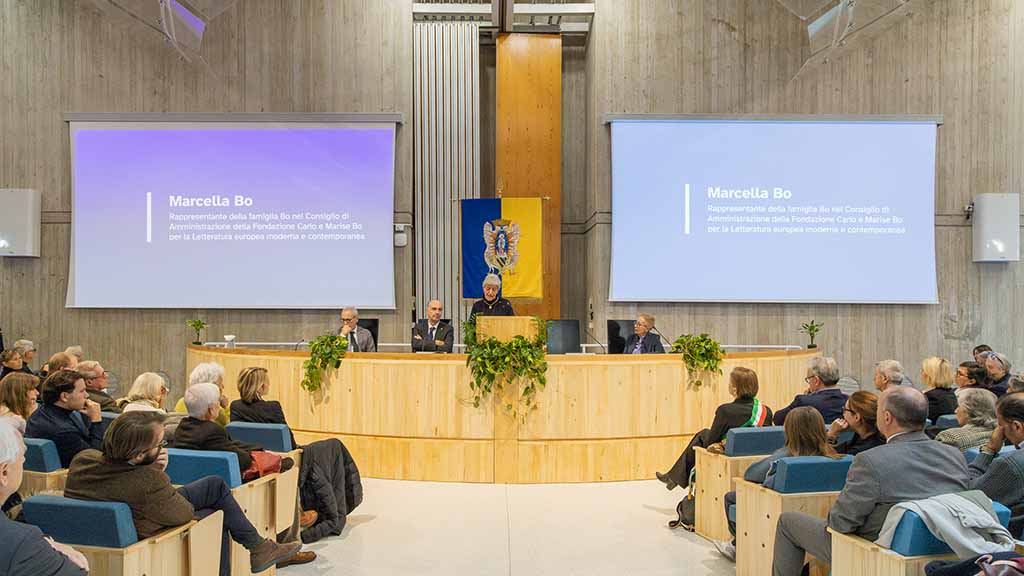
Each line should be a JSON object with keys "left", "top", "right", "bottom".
{"left": 0, "top": 419, "right": 89, "bottom": 574}
{"left": 173, "top": 362, "right": 230, "bottom": 426}
{"left": 336, "top": 307, "right": 376, "bottom": 353}
{"left": 470, "top": 274, "right": 515, "bottom": 318}
{"left": 12, "top": 340, "right": 37, "bottom": 376}
{"left": 78, "top": 360, "right": 119, "bottom": 413}
{"left": 773, "top": 357, "right": 848, "bottom": 425}
{"left": 873, "top": 360, "right": 905, "bottom": 392}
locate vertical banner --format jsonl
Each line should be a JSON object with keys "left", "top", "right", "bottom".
{"left": 461, "top": 198, "right": 543, "bottom": 299}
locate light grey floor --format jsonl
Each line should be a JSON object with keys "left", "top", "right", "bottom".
{"left": 283, "top": 478, "right": 736, "bottom": 576}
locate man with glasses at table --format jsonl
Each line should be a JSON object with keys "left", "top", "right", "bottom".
{"left": 773, "top": 356, "right": 848, "bottom": 425}
{"left": 623, "top": 314, "right": 665, "bottom": 355}
{"left": 336, "top": 307, "right": 376, "bottom": 353}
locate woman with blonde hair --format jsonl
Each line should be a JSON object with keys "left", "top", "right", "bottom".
{"left": 921, "top": 356, "right": 957, "bottom": 422}
{"left": 117, "top": 372, "right": 184, "bottom": 436}
{"left": 0, "top": 372, "right": 40, "bottom": 433}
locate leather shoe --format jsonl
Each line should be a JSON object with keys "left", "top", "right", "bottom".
{"left": 249, "top": 539, "right": 301, "bottom": 573}
{"left": 277, "top": 550, "right": 317, "bottom": 568}
{"left": 299, "top": 509, "right": 318, "bottom": 529}
{"left": 655, "top": 472, "right": 677, "bottom": 490}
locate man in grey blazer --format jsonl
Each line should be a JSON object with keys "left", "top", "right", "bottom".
{"left": 336, "top": 307, "right": 376, "bottom": 353}
{"left": 771, "top": 386, "right": 970, "bottom": 576}
{"left": 968, "top": 392, "right": 1024, "bottom": 536}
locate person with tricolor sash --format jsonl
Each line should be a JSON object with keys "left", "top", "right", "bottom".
{"left": 656, "top": 367, "right": 774, "bottom": 491}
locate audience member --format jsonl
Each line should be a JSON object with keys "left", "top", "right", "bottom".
{"left": 230, "top": 367, "right": 364, "bottom": 543}
{"left": 77, "top": 361, "right": 119, "bottom": 414}
{"left": 715, "top": 407, "right": 840, "bottom": 561}
{"left": 985, "top": 353, "right": 1012, "bottom": 397}
{"left": 0, "top": 373, "right": 40, "bottom": 434}
{"left": 921, "top": 357, "right": 957, "bottom": 421}
{"left": 657, "top": 367, "right": 772, "bottom": 490}
{"left": 63, "top": 411, "right": 302, "bottom": 575}
{"left": 174, "top": 362, "right": 229, "bottom": 426}
{"left": 624, "top": 314, "right": 666, "bottom": 355}
{"left": 0, "top": 419, "right": 88, "bottom": 575}
{"left": 773, "top": 357, "right": 847, "bottom": 425}
{"left": 967, "top": 392, "right": 1024, "bottom": 536}
{"left": 956, "top": 361, "right": 990, "bottom": 398}
{"left": 116, "top": 372, "right": 184, "bottom": 438}
{"left": 771, "top": 387, "right": 969, "bottom": 576}
{"left": 827, "top": 391, "right": 885, "bottom": 455}
{"left": 0, "top": 350, "right": 24, "bottom": 381}
{"left": 174, "top": 383, "right": 314, "bottom": 567}
{"left": 63, "top": 347, "right": 84, "bottom": 364}
{"left": 974, "top": 344, "right": 994, "bottom": 364}
{"left": 25, "top": 371, "right": 102, "bottom": 468}
{"left": 936, "top": 388, "right": 997, "bottom": 452}
{"left": 43, "top": 352, "right": 76, "bottom": 377}
{"left": 11, "top": 341, "right": 36, "bottom": 376}
{"left": 872, "top": 359, "right": 905, "bottom": 392}
{"left": 1010, "top": 374, "right": 1024, "bottom": 395}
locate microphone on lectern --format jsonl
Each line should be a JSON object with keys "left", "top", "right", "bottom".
{"left": 650, "top": 326, "right": 673, "bottom": 348}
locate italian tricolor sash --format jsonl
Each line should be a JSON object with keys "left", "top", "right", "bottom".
{"left": 741, "top": 398, "right": 769, "bottom": 428}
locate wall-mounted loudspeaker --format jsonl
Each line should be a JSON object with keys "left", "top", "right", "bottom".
{"left": 0, "top": 189, "right": 41, "bottom": 257}
{"left": 972, "top": 193, "right": 1020, "bottom": 262}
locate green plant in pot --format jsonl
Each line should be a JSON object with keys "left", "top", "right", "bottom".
{"left": 799, "top": 320, "right": 824, "bottom": 349}
{"left": 462, "top": 316, "right": 548, "bottom": 413}
{"left": 670, "top": 333, "right": 725, "bottom": 389}
{"left": 186, "top": 319, "right": 208, "bottom": 345}
{"left": 301, "top": 334, "right": 348, "bottom": 393}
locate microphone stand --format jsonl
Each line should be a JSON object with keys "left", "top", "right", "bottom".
{"left": 583, "top": 327, "right": 607, "bottom": 354}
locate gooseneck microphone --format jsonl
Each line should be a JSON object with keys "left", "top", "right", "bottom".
{"left": 583, "top": 327, "right": 607, "bottom": 354}
{"left": 650, "top": 327, "right": 673, "bottom": 349}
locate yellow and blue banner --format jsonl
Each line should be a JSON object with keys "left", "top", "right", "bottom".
{"left": 461, "top": 198, "right": 542, "bottom": 299}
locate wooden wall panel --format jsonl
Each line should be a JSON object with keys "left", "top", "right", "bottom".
{"left": 0, "top": 1, "right": 414, "bottom": 400}
{"left": 496, "top": 33, "right": 562, "bottom": 319}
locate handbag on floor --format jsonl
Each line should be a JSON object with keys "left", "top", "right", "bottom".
{"left": 668, "top": 469, "right": 698, "bottom": 531}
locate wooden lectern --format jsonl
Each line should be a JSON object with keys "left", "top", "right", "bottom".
{"left": 473, "top": 316, "right": 540, "bottom": 482}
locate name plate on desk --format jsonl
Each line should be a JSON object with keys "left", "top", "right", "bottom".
{"left": 475, "top": 316, "right": 539, "bottom": 343}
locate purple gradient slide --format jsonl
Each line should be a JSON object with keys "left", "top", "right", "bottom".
{"left": 69, "top": 123, "right": 396, "bottom": 308}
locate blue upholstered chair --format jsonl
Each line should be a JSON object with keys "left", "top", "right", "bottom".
{"left": 964, "top": 445, "right": 1016, "bottom": 464}
{"left": 225, "top": 422, "right": 292, "bottom": 453}
{"left": 23, "top": 494, "right": 138, "bottom": 547}
{"left": 23, "top": 438, "right": 61, "bottom": 472}
{"left": 724, "top": 426, "right": 786, "bottom": 456}
{"left": 769, "top": 455, "right": 854, "bottom": 494}
{"left": 100, "top": 411, "right": 119, "bottom": 427}
{"left": 165, "top": 448, "right": 242, "bottom": 488}
{"left": 934, "top": 414, "right": 959, "bottom": 430}
{"left": 888, "top": 501, "right": 1011, "bottom": 556}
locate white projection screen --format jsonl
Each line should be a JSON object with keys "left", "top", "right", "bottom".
{"left": 67, "top": 115, "right": 398, "bottom": 309}
{"left": 609, "top": 116, "right": 939, "bottom": 304}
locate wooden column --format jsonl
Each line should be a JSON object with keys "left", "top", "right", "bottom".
{"left": 496, "top": 33, "right": 562, "bottom": 319}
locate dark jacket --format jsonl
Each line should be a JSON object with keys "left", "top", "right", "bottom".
{"left": 773, "top": 387, "right": 847, "bottom": 426}
{"left": 411, "top": 320, "right": 454, "bottom": 353}
{"left": 173, "top": 417, "right": 261, "bottom": 471}
{"left": 298, "top": 438, "right": 363, "bottom": 543}
{"left": 470, "top": 297, "right": 515, "bottom": 318}
{"left": 834, "top": 431, "right": 885, "bottom": 456}
{"left": 968, "top": 444, "right": 1024, "bottom": 536}
{"left": 987, "top": 374, "right": 1011, "bottom": 398}
{"left": 708, "top": 397, "right": 774, "bottom": 443}
{"left": 622, "top": 332, "right": 665, "bottom": 355}
{"left": 87, "top": 389, "right": 120, "bottom": 414}
{"left": 229, "top": 398, "right": 298, "bottom": 450}
{"left": 0, "top": 515, "right": 86, "bottom": 575}
{"left": 925, "top": 387, "right": 958, "bottom": 422}
{"left": 64, "top": 449, "right": 195, "bottom": 540}
{"left": 0, "top": 366, "right": 21, "bottom": 381}
{"left": 25, "top": 403, "right": 104, "bottom": 468}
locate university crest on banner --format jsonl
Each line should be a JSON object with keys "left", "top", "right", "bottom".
{"left": 461, "top": 198, "right": 542, "bottom": 299}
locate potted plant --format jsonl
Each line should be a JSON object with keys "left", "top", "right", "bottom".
{"left": 186, "top": 319, "right": 208, "bottom": 345}
{"left": 799, "top": 320, "right": 824, "bottom": 349}
{"left": 670, "top": 333, "right": 725, "bottom": 389}
{"left": 462, "top": 316, "right": 548, "bottom": 413}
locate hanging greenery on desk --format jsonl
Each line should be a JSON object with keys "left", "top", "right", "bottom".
{"left": 670, "top": 333, "right": 725, "bottom": 389}
{"left": 300, "top": 334, "right": 349, "bottom": 393}
{"left": 462, "top": 316, "right": 548, "bottom": 412}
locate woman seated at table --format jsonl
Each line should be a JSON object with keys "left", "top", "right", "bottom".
{"left": 469, "top": 274, "right": 515, "bottom": 318}
{"left": 935, "top": 387, "right": 998, "bottom": 452}
{"left": 656, "top": 367, "right": 772, "bottom": 490}
{"left": 825, "top": 391, "right": 885, "bottom": 456}
{"left": 624, "top": 314, "right": 665, "bottom": 355}
{"left": 116, "top": 372, "right": 185, "bottom": 439}
{"left": 713, "top": 407, "right": 840, "bottom": 561}
{"left": 230, "top": 367, "right": 364, "bottom": 544}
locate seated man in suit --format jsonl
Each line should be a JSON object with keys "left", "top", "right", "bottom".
{"left": 25, "top": 370, "right": 103, "bottom": 468}
{"left": 872, "top": 359, "right": 905, "bottom": 392}
{"left": 968, "top": 392, "right": 1024, "bottom": 536}
{"left": 64, "top": 411, "right": 303, "bottom": 576}
{"left": 77, "top": 361, "right": 120, "bottom": 414}
{"left": 0, "top": 419, "right": 88, "bottom": 575}
{"left": 773, "top": 357, "right": 847, "bottom": 425}
{"left": 470, "top": 274, "right": 515, "bottom": 318}
{"left": 412, "top": 300, "right": 454, "bottom": 353}
{"left": 623, "top": 314, "right": 665, "bottom": 355}
{"left": 336, "top": 307, "right": 376, "bottom": 353}
{"left": 771, "top": 386, "right": 970, "bottom": 576}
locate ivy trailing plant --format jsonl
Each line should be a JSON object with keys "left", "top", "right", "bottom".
{"left": 186, "top": 319, "right": 208, "bottom": 345}
{"left": 670, "top": 333, "right": 725, "bottom": 389}
{"left": 462, "top": 316, "right": 548, "bottom": 413}
{"left": 301, "top": 334, "right": 348, "bottom": 393}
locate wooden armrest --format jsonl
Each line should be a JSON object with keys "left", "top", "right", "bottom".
{"left": 148, "top": 520, "right": 198, "bottom": 545}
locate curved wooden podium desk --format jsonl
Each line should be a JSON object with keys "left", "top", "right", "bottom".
{"left": 187, "top": 345, "right": 816, "bottom": 483}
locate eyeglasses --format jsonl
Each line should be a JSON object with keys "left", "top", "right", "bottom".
{"left": 842, "top": 407, "right": 855, "bottom": 414}
{"left": 804, "top": 376, "right": 816, "bottom": 384}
